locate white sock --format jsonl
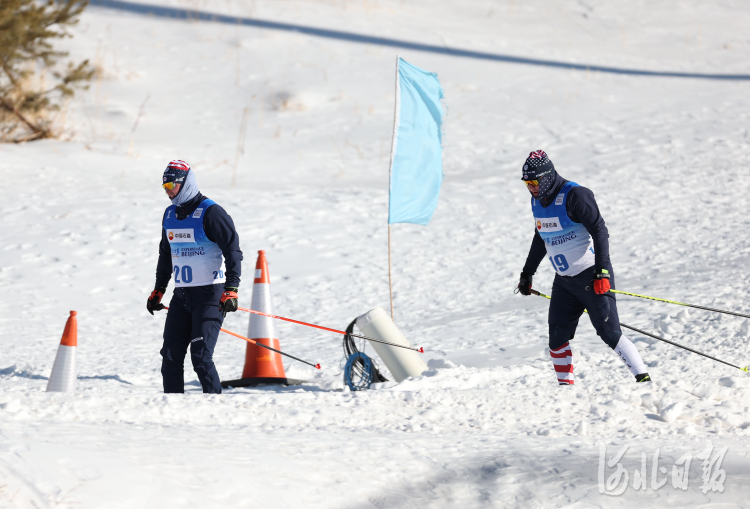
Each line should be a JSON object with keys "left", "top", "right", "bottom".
{"left": 614, "top": 335, "right": 648, "bottom": 376}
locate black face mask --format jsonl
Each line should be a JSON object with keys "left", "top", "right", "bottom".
{"left": 535, "top": 169, "right": 557, "bottom": 203}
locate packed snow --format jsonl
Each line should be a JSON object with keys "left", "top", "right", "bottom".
{"left": 2, "top": 0, "right": 750, "bottom": 507}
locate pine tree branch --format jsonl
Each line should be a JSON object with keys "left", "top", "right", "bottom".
{"left": 13, "top": 129, "right": 45, "bottom": 143}
{"left": 0, "top": 57, "right": 20, "bottom": 87}
{"left": 0, "top": 93, "right": 48, "bottom": 139}
{"left": 0, "top": 0, "right": 89, "bottom": 143}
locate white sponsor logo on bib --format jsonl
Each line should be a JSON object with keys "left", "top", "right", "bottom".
{"left": 167, "top": 229, "right": 196, "bottom": 243}
{"left": 535, "top": 217, "right": 563, "bottom": 232}
{"left": 192, "top": 208, "right": 203, "bottom": 219}
{"left": 555, "top": 194, "right": 564, "bottom": 205}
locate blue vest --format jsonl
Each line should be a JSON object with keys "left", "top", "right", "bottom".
{"left": 163, "top": 199, "right": 226, "bottom": 287}
{"left": 531, "top": 182, "right": 595, "bottom": 276}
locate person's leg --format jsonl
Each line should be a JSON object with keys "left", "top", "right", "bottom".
{"left": 612, "top": 332, "right": 649, "bottom": 379}
{"left": 549, "top": 274, "right": 586, "bottom": 385}
{"left": 160, "top": 289, "right": 192, "bottom": 393}
{"left": 579, "top": 271, "right": 649, "bottom": 380}
{"left": 188, "top": 285, "right": 224, "bottom": 394}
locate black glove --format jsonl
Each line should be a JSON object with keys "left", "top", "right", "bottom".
{"left": 147, "top": 287, "right": 166, "bottom": 315}
{"left": 517, "top": 272, "right": 533, "bottom": 296}
{"left": 220, "top": 287, "right": 239, "bottom": 318}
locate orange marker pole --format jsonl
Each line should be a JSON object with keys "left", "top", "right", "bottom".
{"left": 220, "top": 328, "right": 321, "bottom": 370}
{"left": 162, "top": 306, "right": 321, "bottom": 369}
{"left": 237, "top": 307, "right": 424, "bottom": 353}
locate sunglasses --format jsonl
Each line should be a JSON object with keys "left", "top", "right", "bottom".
{"left": 523, "top": 169, "right": 551, "bottom": 186}
{"left": 162, "top": 181, "right": 177, "bottom": 190}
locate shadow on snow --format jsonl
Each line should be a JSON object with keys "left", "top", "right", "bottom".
{"left": 88, "top": 0, "right": 750, "bottom": 81}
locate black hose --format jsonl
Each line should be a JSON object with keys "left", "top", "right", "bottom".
{"left": 343, "top": 319, "right": 388, "bottom": 383}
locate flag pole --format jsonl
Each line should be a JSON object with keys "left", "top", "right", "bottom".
{"left": 388, "top": 224, "right": 394, "bottom": 320}
{"left": 387, "top": 55, "right": 401, "bottom": 321}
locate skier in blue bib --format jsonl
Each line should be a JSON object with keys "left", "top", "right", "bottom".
{"left": 146, "top": 160, "right": 243, "bottom": 394}
{"left": 516, "top": 150, "right": 650, "bottom": 385}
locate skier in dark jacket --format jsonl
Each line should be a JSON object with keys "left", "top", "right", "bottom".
{"left": 147, "top": 160, "right": 243, "bottom": 393}
{"left": 516, "top": 150, "right": 650, "bottom": 385}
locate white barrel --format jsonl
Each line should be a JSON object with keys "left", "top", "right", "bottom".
{"left": 356, "top": 307, "right": 427, "bottom": 383}
{"left": 46, "top": 345, "right": 77, "bottom": 393}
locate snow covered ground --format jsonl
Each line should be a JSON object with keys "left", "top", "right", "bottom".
{"left": 2, "top": 0, "right": 750, "bottom": 507}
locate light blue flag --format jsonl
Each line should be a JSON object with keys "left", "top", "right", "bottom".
{"left": 388, "top": 58, "right": 445, "bottom": 226}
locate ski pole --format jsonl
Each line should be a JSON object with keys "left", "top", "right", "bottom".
{"left": 162, "top": 306, "right": 321, "bottom": 369}
{"left": 527, "top": 289, "right": 748, "bottom": 373}
{"left": 610, "top": 289, "right": 750, "bottom": 320}
{"left": 236, "top": 307, "right": 425, "bottom": 353}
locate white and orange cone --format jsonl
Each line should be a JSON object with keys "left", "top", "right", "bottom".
{"left": 220, "top": 251, "right": 305, "bottom": 388}
{"left": 46, "top": 311, "right": 78, "bottom": 393}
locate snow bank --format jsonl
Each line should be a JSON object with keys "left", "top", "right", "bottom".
{"left": 2, "top": 0, "right": 750, "bottom": 507}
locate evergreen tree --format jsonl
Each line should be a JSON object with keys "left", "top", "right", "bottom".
{"left": 0, "top": 0, "right": 93, "bottom": 142}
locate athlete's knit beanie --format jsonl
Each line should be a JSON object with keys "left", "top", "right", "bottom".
{"left": 522, "top": 150, "right": 556, "bottom": 200}
{"left": 163, "top": 159, "right": 199, "bottom": 206}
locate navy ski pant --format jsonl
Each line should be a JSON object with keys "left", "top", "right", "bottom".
{"left": 161, "top": 285, "right": 224, "bottom": 393}
{"left": 548, "top": 266, "right": 622, "bottom": 351}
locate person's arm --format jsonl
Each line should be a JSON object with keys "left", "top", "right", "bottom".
{"left": 566, "top": 186, "right": 612, "bottom": 273}
{"left": 517, "top": 230, "right": 547, "bottom": 295}
{"left": 148, "top": 211, "right": 172, "bottom": 314}
{"left": 155, "top": 212, "right": 173, "bottom": 289}
{"left": 522, "top": 230, "right": 547, "bottom": 275}
{"left": 203, "top": 205, "right": 242, "bottom": 289}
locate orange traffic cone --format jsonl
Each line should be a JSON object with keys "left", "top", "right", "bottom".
{"left": 221, "top": 251, "right": 305, "bottom": 388}
{"left": 46, "top": 311, "right": 78, "bottom": 393}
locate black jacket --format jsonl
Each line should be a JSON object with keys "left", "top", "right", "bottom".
{"left": 522, "top": 172, "right": 612, "bottom": 275}
{"left": 155, "top": 192, "right": 242, "bottom": 289}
